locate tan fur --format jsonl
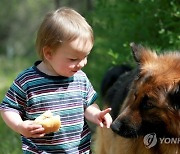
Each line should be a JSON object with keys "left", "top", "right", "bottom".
{"left": 94, "top": 127, "right": 155, "bottom": 154}
{"left": 94, "top": 127, "right": 180, "bottom": 154}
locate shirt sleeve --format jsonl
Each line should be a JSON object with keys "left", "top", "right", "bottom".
{"left": 83, "top": 77, "right": 98, "bottom": 109}
{"left": 0, "top": 80, "right": 26, "bottom": 116}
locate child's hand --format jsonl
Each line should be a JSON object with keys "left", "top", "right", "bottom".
{"left": 17, "top": 120, "right": 45, "bottom": 138}
{"left": 98, "top": 108, "right": 112, "bottom": 128}
{"left": 84, "top": 104, "right": 112, "bottom": 128}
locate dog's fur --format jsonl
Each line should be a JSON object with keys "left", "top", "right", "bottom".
{"left": 94, "top": 43, "right": 180, "bottom": 154}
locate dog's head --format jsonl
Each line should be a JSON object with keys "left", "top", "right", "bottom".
{"left": 111, "top": 43, "right": 180, "bottom": 138}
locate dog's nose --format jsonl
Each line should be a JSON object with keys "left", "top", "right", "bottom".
{"left": 110, "top": 121, "right": 120, "bottom": 133}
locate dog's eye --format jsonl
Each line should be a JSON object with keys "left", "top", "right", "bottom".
{"left": 142, "top": 101, "right": 154, "bottom": 110}
{"left": 140, "top": 95, "right": 155, "bottom": 110}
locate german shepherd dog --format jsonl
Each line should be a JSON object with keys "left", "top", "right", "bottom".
{"left": 94, "top": 43, "right": 180, "bottom": 154}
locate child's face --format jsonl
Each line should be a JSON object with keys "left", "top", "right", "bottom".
{"left": 46, "top": 38, "right": 93, "bottom": 77}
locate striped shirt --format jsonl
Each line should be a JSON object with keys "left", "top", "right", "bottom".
{"left": 0, "top": 61, "right": 97, "bottom": 154}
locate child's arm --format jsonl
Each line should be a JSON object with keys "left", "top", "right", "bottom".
{"left": 1, "top": 110, "right": 45, "bottom": 138}
{"left": 84, "top": 103, "right": 112, "bottom": 128}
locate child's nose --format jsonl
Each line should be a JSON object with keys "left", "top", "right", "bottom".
{"left": 77, "top": 59, "right": 87, "bottom": 68}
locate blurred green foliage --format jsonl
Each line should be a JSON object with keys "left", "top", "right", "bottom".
{"left": 85, "top": 0, "right": 180, "bottom": 96}
{"left": 89, "top": 0, "right": 180, "bottom": 64}
{"left": 0, "top": 0, "right": 179, "bottom": 153}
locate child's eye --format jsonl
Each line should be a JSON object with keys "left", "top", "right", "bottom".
{"left": 69, "top": 58, "right": 78, "bottom": 61}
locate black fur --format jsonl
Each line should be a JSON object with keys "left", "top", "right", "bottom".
{"left": 102, "top": 68, "right": 138, "bottom": 120}
{"left": 101, "top": 64, "right": 132, "bottom": 97}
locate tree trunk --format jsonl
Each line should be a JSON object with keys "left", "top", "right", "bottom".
{"left": 54, "top": 0, "right": 61, "bottom": 9}
{"left": 87, "top": 0, "right": 93, "bottom": 11}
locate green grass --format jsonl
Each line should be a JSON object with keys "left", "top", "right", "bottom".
{"left": 0, "top": 118, "right": 21, "bottom": 154}
{"left": 0, "top": 55, "right": 37, "bottom": 153}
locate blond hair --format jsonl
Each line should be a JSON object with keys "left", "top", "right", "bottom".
{"left": 36, "top": 7, "right": 94, "bottom": 59}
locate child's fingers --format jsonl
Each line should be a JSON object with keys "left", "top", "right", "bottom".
{"left": 99, "top": 122, "right": 104, "bottom": 128}
{"left": 100, "top": 108, "right": 113, "bottom": 128}
{"left": 100, "top": 108, "right": 111, "bottom": 118}
{"left": 104, "top": 116, "right": 112, "bottom": 128}
{"left": 31, "top": 126, "right": 45, "bottom": 135}
{"left": 27, "top": 123, "right": 43, "bottom": 131}
{"left": 31, "top": 132, "right": 45, "bottom": 138}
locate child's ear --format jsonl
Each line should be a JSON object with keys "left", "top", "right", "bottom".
{"left": 43, "top": 46, "right": 53, "bottom": 60}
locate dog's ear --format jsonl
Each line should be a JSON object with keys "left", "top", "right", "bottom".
{"left": 130, "top": 42, "right": 157, "bottom": 68}
{"left": 168, "top": 86, "right": 180, "bottom": 110}
{"left": 130, "top": 42, "right": 144, "bottom": 63}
